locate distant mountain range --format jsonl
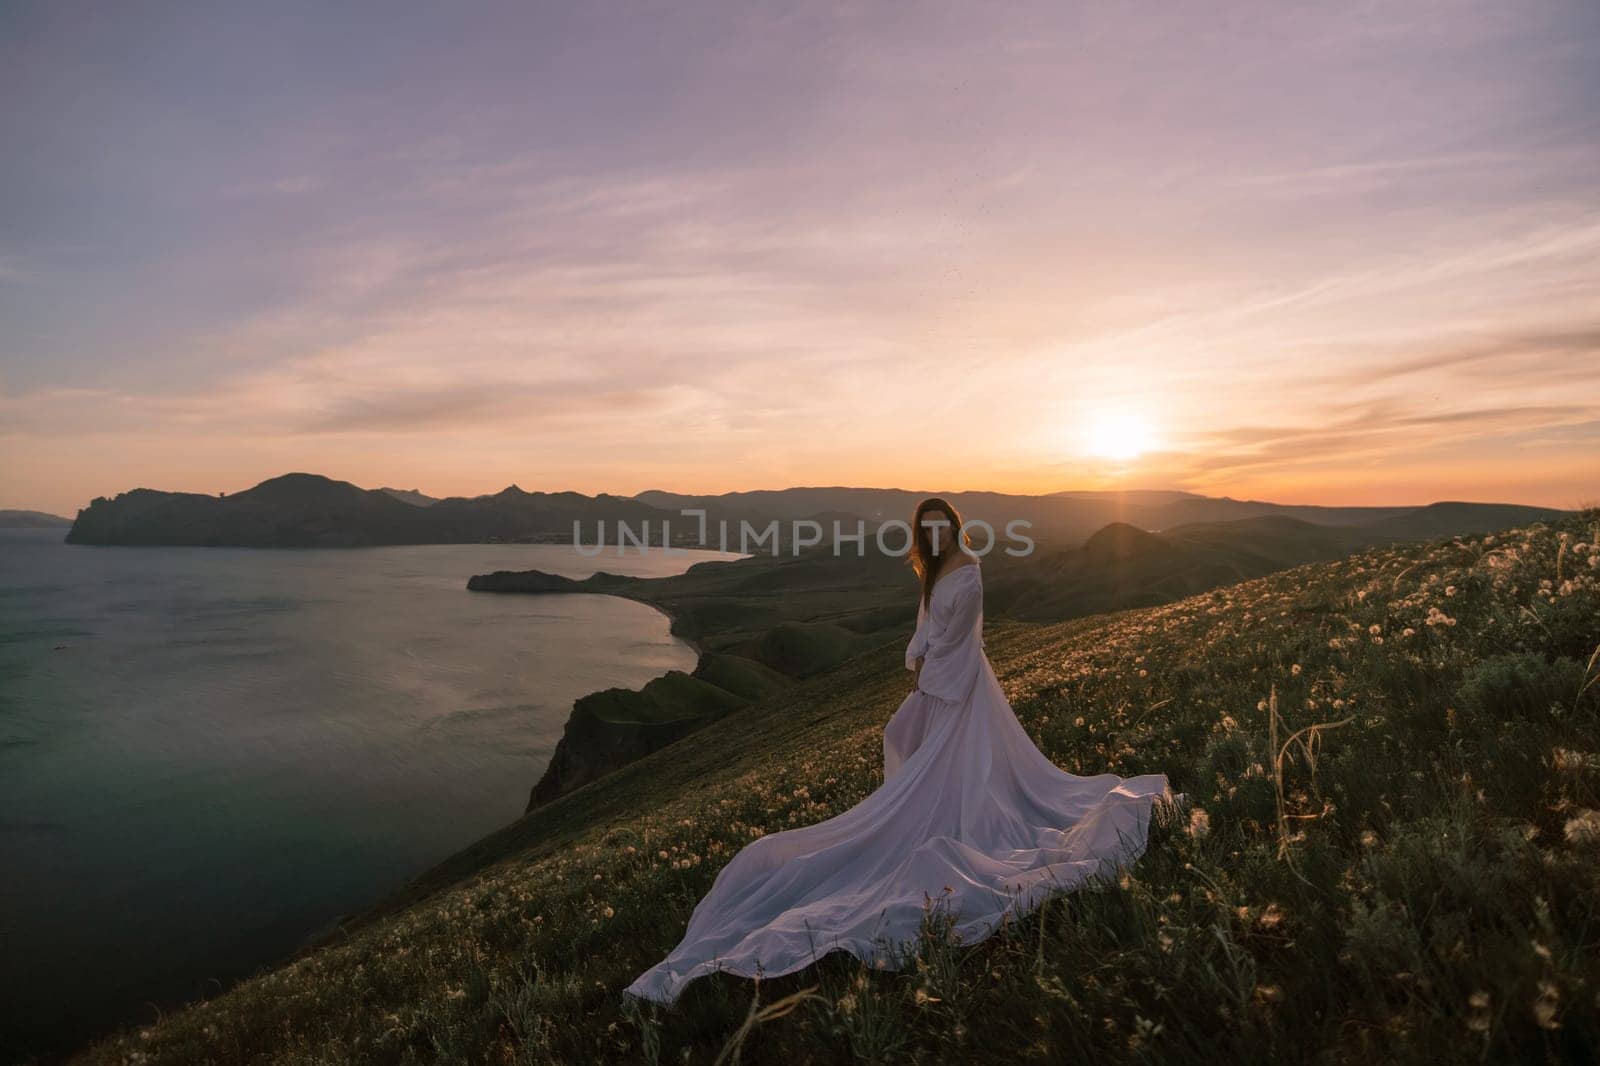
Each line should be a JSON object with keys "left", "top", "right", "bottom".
{"left": 0, "top": 508, "right": 73, "bottom": 528}
{"left": 377, "top": 487, "right": 440, "bottom": 507}
{"left": 636, "top": 486, "right": 1570, "bottom": 543}
{"left": 57, "top": 471, "right": 1572, "bottom": 549}
{"left": 64, "top": 473, "right": 675, "bottom": 548}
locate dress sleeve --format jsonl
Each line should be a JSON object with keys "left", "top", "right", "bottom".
{"left": 920, "top": 570, "right": 982, "bottom": 667}
{"left": 905, "top": 598, "right": 930, "bottom": 671}
{"left": 913, "top": 569, "right": 986, "bottom": 703}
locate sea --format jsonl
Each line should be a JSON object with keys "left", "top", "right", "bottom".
{"left": 0, "top": 528, "right": 740, "bottom": 1059}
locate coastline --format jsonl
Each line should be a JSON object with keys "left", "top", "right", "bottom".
{"left": 600, "top": 589, "right": 707, "bottom": 658}
{"left": 465, "top": 565, "right": 741, "bottom": 816}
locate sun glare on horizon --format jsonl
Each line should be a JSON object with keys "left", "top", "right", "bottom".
{"left": 1084, "top": 409, "right": 1157, "bottom": 461}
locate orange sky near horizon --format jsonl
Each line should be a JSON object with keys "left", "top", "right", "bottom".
{"left": 3, "top": 3, "right": 1599, "bottom": 519}
{"left": 10, "top": 442, "right": 1595, "bottom": 519}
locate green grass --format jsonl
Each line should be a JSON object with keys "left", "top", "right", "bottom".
{"left": 694, "top": 653, "right": 794, "bottom": 702}
{"left": 747, "top": 621, "right": 874, "bottom": 678}
{"left": 580, "top": 671, "right": 750, "bottom": 726}
{"left": 68, "top": 510, "right": 1600, "bottom": 1064}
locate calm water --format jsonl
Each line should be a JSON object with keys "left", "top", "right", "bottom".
{"left": 0, "top": 529, "right": 739, "bottom": 1058}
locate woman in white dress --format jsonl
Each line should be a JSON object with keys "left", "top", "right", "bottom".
{"left": 622, "top": 497, "right": 1177, "bottom": 1009}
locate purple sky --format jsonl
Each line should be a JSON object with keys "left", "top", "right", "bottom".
{"left": 3, "top": 0, "right": 1599, "bottom": 516}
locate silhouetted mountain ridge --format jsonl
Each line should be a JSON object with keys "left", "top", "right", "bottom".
{"left": 66, "top": 473, "right": 684, "bottom": 548}
{"left": 63, "top": 472, "right": 1576, "bottom": 549}
{"left": 0, "top": 508, "right": 73, "bottom": 528}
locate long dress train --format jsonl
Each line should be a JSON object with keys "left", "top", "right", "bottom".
{"left": 622, "top": 556, "right": 1178, "bottom": 1008}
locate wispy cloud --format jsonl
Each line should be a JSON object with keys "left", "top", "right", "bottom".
{"left": 1231, "top": 151, "right": 1521, "bottom": 195}
{"left": 2, "top": 0, "right": 1598, "bottom": 514}
{"left": 1301, "top": 326, "right": 1600, "bottom": 387}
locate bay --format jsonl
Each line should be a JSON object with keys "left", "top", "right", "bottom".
{"left": 0, "top": 528, "right": 738, "bottom": 1056}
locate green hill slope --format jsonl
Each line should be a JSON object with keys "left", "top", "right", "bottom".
{"left": 69, "top": 511, "right": 1600, "bottom": 1065}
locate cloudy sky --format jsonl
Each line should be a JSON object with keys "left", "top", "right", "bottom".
{"left": 3, "top": 0, "right": 1598, "bottom": 517}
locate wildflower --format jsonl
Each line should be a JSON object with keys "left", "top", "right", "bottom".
{"left": 1562, "top": 809, "right": 1600, "bottom": 847}
{"left": 1533, "top": 980, "right": 1561, "bottom": 1030}
{"left": 1445, "top": 585, "right": 1457, "bottom": 597}
{"left": 602, "top": 905, "right": 615, "bottom": 919}
{"left": 1359, "top": 829, "right": 1378, "bottom": 848}
{"left": 1187, "top": 807, "right": 1211, "bottom": 839}
{"left": 1368, "top": 624, "right": 1382, "bottom": 635}
{"left": 1401, "top": 627, "right": 1415, "bottom": 638}
{"left": 1291, "top": 663, "right": 1302, "bottom": 676}
{"left": 1257, "top": 699, "right": 1268, "bottom": 712}
{"left": 1466, "top": 990, "right": 1492, "bottom": 1033}
{"left": 1551, "top": 748, "right": 1589, "bottom": 774}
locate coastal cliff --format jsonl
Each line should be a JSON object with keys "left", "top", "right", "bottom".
{"left": 525, "top": 658, "right": 775, "bottom": 810}
{"left": 467, "top": 551, "right": 920, "bottom": 810}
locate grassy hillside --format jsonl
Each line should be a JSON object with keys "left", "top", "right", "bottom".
{"left": 490, "top": 514, "right": 1474, "bottom": 814}
{"left": 68, "top": 510, "right": 1600, "bottom": 1065}
{"left": 578, "top": 671, "right": 751, "bottom": 726}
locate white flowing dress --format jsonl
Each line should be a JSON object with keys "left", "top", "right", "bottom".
{"left": 622, "top": 556, "right": 1177, "bottom": 1008}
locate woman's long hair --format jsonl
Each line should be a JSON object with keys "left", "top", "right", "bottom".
{"left": 908, "top": 496, "right": 973, "bottom": 610}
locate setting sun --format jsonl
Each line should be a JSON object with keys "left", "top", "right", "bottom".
{"left": 1085, "top": 409, "right": 1156, "bottom": 461}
